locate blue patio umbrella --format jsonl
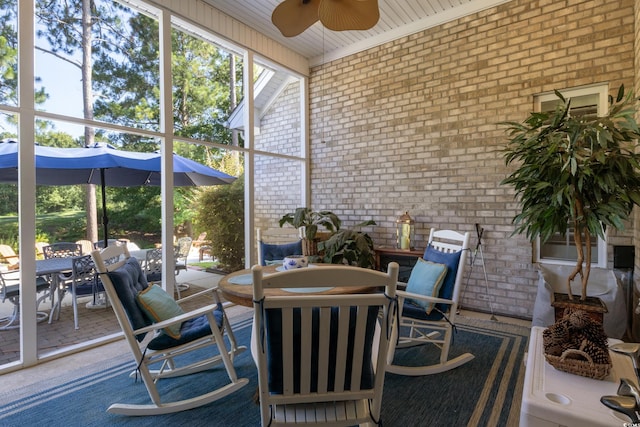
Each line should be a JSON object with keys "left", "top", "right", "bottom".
{"left": 0, "top": 140, "right": 236, "bottom": 246}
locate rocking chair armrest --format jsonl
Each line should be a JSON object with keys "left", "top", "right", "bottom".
{"left": 396, "top": 281, "right": 408, "bottom": 291}
{"left": 396, "top": 289, "right": 457, "bottom": 308}
{"left": 132, "top": 302, "right": 221, "bottom": 336}
{"left": 175, "top": 286, "right": 223, "bottom": 306}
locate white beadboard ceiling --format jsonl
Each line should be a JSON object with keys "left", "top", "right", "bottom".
{"left": 202, "top": 0, "right": 512, "bottom": 66}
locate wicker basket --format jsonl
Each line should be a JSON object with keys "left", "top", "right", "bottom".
{"left": 544, "top": 348, "right": 611, "bottom": 380}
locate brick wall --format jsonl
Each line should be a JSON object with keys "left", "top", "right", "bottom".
{"left": 305, "top": 0, "right": 635, "bottom": 319}
{"left": 254, "top": 81, "right": 305, "bottom": 251}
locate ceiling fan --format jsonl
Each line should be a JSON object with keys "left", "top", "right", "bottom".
{"left": 272, "top": 0, "right": 380, "bottom": 37}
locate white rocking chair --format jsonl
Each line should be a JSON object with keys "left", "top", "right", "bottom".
{"left": 252, "top": 262, "right": 398, "bottom": 426}
{"left": 91, "top": 244, "right": 248, "bottom": 415}
{"left": 386, "top": 228, "right": 474, "bottom": 376}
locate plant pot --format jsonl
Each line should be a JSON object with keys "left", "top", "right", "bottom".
{"left": 301, "top": 232, "right": 332, "bottom": 258}
{"left": 550, "top": 292, "right": 607, "bottom": 324}
{"left": 532, "top": 264, "right": 626, "bottom": 339}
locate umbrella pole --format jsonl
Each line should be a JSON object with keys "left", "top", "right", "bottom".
{"left": 101, "top": 168, "right": 108, "bottom": 248}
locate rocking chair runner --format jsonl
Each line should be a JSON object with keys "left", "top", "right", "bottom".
{"left": 386, "top": 228, "right": 474, "bottom": 376}
{"left": 91, "top": 244, "right": 248, "bottom": 415}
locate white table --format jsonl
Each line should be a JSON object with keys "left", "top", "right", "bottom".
{"left": 520, "top": 326, "right": 637, "bottom": 426}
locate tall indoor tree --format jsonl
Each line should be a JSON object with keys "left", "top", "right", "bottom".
{"left": 501, "top": 85, "right": 640, "bottom": 301}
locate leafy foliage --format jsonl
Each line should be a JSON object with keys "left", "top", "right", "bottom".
{"left": 279, "top": 207, "right": 376, "bottom": 267}
{"left": 195, "top": 176, "right": 244, "bottom": 272}
{"left": 501, "top": 85, "right": 640, "bottom": 299}
{"left": 278, "top": 207, "right": 342, "bottom": 240}
{"left": 318, "top": 221, "right": 377, "bottom": 269}
{"left": 0, "top": 0, "right": 246, "bottom": 255}
{"left": 0, "top": 210, "right": 86, "bottom": 251}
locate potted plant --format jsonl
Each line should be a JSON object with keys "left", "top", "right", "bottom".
{"left": 318, "top": 220, "right": 377, "bottom": 269}
{"left": 501, "top": 84, "right": 640, "bottom": 304}
{"left": 279, "top": 207, "right": 341, "bottom": 256}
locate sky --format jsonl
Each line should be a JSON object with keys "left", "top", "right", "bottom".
{"left": 35, "top": 49, "right": 85, "bottom": 139}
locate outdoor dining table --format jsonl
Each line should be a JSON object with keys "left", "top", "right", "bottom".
{"left": 218, "top": 264, "right": 376, "bottom": 307}
{"left": 36, "top": 257, "right": 74, "bottom": 323}
{"left": 36, "top": 250, "right": 151, "bottom": 323}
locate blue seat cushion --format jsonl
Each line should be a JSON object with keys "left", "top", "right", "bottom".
{"left": 73, "top": 281, "right": 104, "bottom": 297}
{"left": 260, "top": 240, "right": 303, "bottom": 266}
{"left": 106, "top": 257, "right": 152, "bottom": 341}
{"left": 3, "top": 275, "right": 50, "bottom": 299}
{"left": 147, "top": 307, "right": 224, "bottom": 351}
{"left": 264, "top": 305, "right": 379, "bottom": 394}
{"left": 146, "top": 272, "right": 162, "bottom": 283}
{"left": 107, "top": 257, "right": 225, "bottom": 350}
{"left": 401, "top": 299, "right": 445, "bottom": 321}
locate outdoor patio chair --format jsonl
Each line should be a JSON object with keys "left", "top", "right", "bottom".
{"left": 174, "top": 236, "right": 192, "bottom": 298}
{"left": 0, "top": 244, "right": 19, "bottom": 269}
{"left": 92, "top": 239, "right": 127, "bottom": 250}
{"left": 91, "top": 244, "right": 248, "bottom": 415}
{"left": 43, "top": 242, "right": 83, "bottom": 320}
{"left": 67, "top": 255, "right": 106, "bottom": 329}
{"left": 75, "top": 239, "right": 94, "bottom": 256}
{"left": 174, "top": 236, "right": 192, "bottom": 274}
{"left": 43, "top": 242, "right": 83, "bottom": 259}
{"left": 386, "top": 228, "right": 474, "bottom": 376}
{"left": 191, "top": 232, "right": 209, "bottom": 248}
{"left": 0, "top": 268, "right": 50, "bottom": 329}
{"left": 256, "top": 228, "right": 303, "bottom": 266}
{"left": 35, "top": 241, "right": 49, "bottom": 259}
{"left": 251, "top": 262, "right": 398, "bottom": 426}
{"left": 144, "top": 247, "right": 162, "bottom": 285}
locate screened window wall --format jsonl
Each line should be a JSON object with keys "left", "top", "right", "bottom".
{"left": 0, "top": 0, "right": 307, "bottom": 371}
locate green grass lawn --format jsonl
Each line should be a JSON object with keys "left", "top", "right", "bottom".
{"left": 188, "top": 261, "right": 218, "bottom": 269}
{"left": 0, "top": 210, "right": 86, "bottom": 247}
{"left": 0, "top": 210, "right": 161, "bottom": 249}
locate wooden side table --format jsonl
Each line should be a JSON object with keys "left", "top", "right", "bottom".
{"left": 374, "top": 247, "right": 423, "bottom": 282}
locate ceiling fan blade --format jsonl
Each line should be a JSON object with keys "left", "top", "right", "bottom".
{"left": 272, "top": 0, "right": 321, "bottom": 37}
{"left": 319, "top": 0, "right": 380, "bottom": 31}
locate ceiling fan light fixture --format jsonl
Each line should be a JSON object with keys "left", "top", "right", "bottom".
{"left": 272, "top": 0, "right": 321, "bottom": 37}
{"left": 318, "top": 0, "right": 379, "bottom": 31}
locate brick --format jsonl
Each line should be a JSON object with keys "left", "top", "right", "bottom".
{"left": 254, "top": 0, "right": 637, "bottom": 320}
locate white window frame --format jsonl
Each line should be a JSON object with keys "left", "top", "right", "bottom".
{"left": 3, "top": 0, "right": 310, "bottom": 372}
{"left": 532, "top": 83, "right": 608, "bottom": 268}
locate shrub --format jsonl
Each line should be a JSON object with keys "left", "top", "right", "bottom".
{"left": 195, "top": 176, "right": 244, "bottom": 272}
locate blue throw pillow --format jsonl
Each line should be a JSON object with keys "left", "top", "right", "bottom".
{"left": 405, "top": 258, "right": 448, "bottom": 314}
{"left": 422, "top": 244, "right": 463, "bottom": 312}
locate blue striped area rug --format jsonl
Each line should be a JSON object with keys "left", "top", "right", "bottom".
{"left": 0, "top": 316, "right": 529, "bottom": 427}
